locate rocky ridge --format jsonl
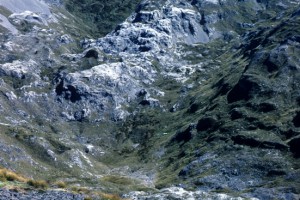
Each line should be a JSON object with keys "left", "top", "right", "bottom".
{"left": 0, "top": 0, "right": 299, "bottom": 199}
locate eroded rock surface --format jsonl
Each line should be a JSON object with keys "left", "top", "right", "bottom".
{"left": 0, "top": 0, "right": 299, "bottom": 199}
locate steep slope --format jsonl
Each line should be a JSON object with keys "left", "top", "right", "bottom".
{"left": 64, "top": 0, "right": 142, "bottom": 37}
{"left": 147, "top": 7, "right": 300, "bottom": 198}
{"left": 0, "top": 0, "right": 299, "bottom": 199}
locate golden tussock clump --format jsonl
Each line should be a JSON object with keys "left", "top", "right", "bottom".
{"left": 0, "top": 168, "right": 27, "bottom": 183}
{"left": 55, "top": 181, "right": 67, "bottom": 188}
{"left": 99, "top": 192, "right": 128, "bottom": 200}
{"left": 27, "top": 179, "right": 48, "bottom": 189}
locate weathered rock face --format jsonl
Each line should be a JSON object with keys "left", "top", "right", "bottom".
{"left": 0, "top": 0, "right": 299, "bottom": 199}
{"left": 1, "top": 0, "right": 294, "bottom": 125}
{"left": 124, "top": 187, "right": 258, "bottom": 200}
{"left": 157, "top": 5, "right": 300, "bottom": 199}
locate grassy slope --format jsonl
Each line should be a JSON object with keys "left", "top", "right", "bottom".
{"left": 0, "top": 0, "right": 299, "bottom": 197}
{"left": 115, "top": 4, "right": 300, "bottom": 195}
{"left": 64, "top": 0, "right": 142, "bottom": 37}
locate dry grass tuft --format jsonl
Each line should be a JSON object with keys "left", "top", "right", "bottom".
{"left": 27, "top": 179, "right": 48, "bottom": 189}
{"left": 55, "top": 181, "right": 67, "bottom": 188}
{"left": 101, "top": 175, "right": 133, "bottom": 185}
{"left": 0, "top": 168, "right": 27, "bottom": 182}
{"left": 99, "top": 192, "right": 126, "bottom": 200}
{"left": 71, "top": 186, "right": 90, "bottom": 194}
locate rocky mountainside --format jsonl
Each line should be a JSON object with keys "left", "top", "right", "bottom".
{"left": 0, "top": 0, "right": 299, "bottom": 199}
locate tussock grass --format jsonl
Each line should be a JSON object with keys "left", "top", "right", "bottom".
{"left": 27, "top": 179, "right": 48, "bottom": 189}
{"left": 0, "top": 168, "right": 27, "bottom": 183}
{"left": 101, "top": 175, "right": 133, "bottom": 185}
{"left": 55, "top": 181, "right": 67, "bottom": 188}
{"left": 98, "top": 192, "right": 126, "bottom": 200}
{"left": 71, "top": 186, "right": 90, "bottom": 194}
{"left": 0, "top": 167, "right": 130, "bottom": 199}
{"left": 71, "top": 187, "right": 127, "bottom": 200}
{"left": 0, "top": 167, "right": 50, "bottom": 189}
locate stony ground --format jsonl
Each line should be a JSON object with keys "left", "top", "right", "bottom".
{"left": 0, "top": 0, "right": 299, "bottom": 199}
{"left": 0, "top": 188, "right": 84, "bottom": 200}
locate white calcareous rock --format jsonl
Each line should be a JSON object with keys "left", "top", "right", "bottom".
{"left": 0, "top": 59, "right": 39, "bottom": 79}
{"left": 124, "top": 187, "right": 258, "bottom": 200}
{"left": 9, "top": 11, "right": 48, "bottom": 26}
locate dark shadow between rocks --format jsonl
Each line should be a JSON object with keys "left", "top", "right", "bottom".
{"left": 292, "top": 112, "right": 300, "bottom": 127}
{"left": 227, "top": 76, "right": 260, "bottom": 103}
